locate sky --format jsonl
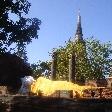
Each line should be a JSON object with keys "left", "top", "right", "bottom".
{"left": 24, "top": 0, "right": 112, "bottom": 64}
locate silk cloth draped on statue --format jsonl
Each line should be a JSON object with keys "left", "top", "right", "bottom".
{"left": 30, "top": 77, "right": 91, "bottom": 97}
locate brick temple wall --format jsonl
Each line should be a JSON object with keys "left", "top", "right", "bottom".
{"left": 1, "top": 95, "right": 112, "bottom": 112}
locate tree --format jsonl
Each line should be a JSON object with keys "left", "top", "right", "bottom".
{"left": 51, "top": 37, "right": 112, "bottom": 81}
{"left": 31, "top": 61, "right": 51, "bottom": 78}
{"left": 52, "top": 39, "right": 91, "bottom": 82}
{"left": 0, "top": 0, "right": 41, "bottom": 60}
{"left": 0, "top": 52, "right": 32, "bottom": 93}
{"left": 86, "top": 37, "right": 112, "bottom": 79}
{"left": 0, "top": 0, "right": 41, "bottom": 92}
{"left": 73, "top": 39, "right": 92, "bottom": 83}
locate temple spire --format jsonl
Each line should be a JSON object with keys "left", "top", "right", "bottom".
{"left": 75, "top": 10, "right": 83, "bottom": 41}
{"left": 77, "top": 9, "right": 81, "bottom": 23}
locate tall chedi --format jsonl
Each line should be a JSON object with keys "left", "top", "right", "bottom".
{"left": 75, "top": 10, "right": 84, "bottom": 41}
{"left": 69, "top": 11, "right": 91, "bottom": 85}
{"left": 51, "top": 11, "right": 91, "bottom": 83}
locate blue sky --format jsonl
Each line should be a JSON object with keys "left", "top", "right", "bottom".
{"left": 24, "top": 0, "right": 112, "bottom": 63}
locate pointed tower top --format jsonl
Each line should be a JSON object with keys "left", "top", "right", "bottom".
{"left": 75, "top": 10, "right": 83, "bottom": 41}
{"left": 77, "top": 9, "right": 81, "bottom": 23}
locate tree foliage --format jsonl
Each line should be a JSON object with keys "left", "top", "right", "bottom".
{"left": 0, "top": 52, "right": 32, "bottom": 93}
{"left": 0, "top": 0, "right": 41, "bottom": 92}
{"left": 31, "top": 61, "right": 51, "bottom": 78}
{"left": 86, "top": 38, "right": 112, "bottom": 79}
{"left": 0, "top": 0, "right": 41, "bottom": 60}
{"left": 51, "top": 37, "right": 112, "bottom": 81}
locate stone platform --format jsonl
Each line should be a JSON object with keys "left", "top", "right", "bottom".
{"left": 0, "top": 95, "right": 112, "bottom": 112}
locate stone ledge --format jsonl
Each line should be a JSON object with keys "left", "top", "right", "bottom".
{"left": 0, "top": 95, "right": 112, "bottom": 112}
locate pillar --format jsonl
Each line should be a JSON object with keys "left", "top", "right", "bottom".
{"left": 51, "top": 52, "right": 57, "bottom": 80}
{"left": 69, "top": 53, "right": 76, "bottom": 83}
